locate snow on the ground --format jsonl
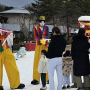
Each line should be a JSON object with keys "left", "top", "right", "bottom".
{"left": 2, "top": 51, "right": 76, "bottom": 90}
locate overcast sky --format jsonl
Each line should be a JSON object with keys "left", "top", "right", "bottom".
{"left": 0, "top": 0, "right": 35, "bottom": 7}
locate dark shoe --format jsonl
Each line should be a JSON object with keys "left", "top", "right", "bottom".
{"left": 0, "top": 86, "right": 4, "bottom": 90}
{"left": 77, "top": 87, "right": 85, "bottom": 90}
{"left": 46, "top": 80, "right": 49, "bottom": 84}
{"left": 67, "top": 85, "right": 70, "bottom": 89}
{"left": 31, "top": 80, "right": 39, "bottom": 85}
{"left": 83, "top": 87, "right": 90, "bottom": 90}
{"left": 71, "top": 83, "right": 77, "bottom": 88}
{"left": 62, "top": 86, "right": 66, "bottom": 89}
{"left": 82, "top": 83, "right": 84, "bottom": 87}
{"left": 40, "top": 88, "right": 44, "bottom": 90}
{"left": 40, "top": 88, "right": 46, "bottom": 90}
{"left": 11, "top": 84, "right": 25, "bottom": 89}
{"left": 16, "top": 84, "right": 25, "bottom": 89}
{"left": 40, "top": 86, "right": 47, "bottom": 90}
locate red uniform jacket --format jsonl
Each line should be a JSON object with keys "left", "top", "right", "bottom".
{"left": 34, "top": 25, "right": 49, "bottom": 45}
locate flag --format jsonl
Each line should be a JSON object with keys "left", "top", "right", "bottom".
{"left": 0, "top": 46, "right": 4, "bottom": 52}
{"left": 45, "top": 40, "right": 50, "bottom": 47}
{"left": 0, "top": 31, "right": 3, "bottom": 35}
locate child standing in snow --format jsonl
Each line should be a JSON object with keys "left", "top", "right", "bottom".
{"left": 62, "top": 50, "right": 73, "bottom": 89}
{"left": 16, "top": 44, "right": 26, "bottom": 58}
{"left": 38, "top": 50, "right": 48, "bottom": 90}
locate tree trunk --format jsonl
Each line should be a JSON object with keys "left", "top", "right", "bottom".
{"left": 66, "top": 16, "right": 69, "bottom": 41}
{"left": 53, "top": 16, "right": 55, "bottom": 27}
{"left": 29, "top": 21, "right": 30, "bottom": 43}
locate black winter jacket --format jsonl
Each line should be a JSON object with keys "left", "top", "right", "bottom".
{"left": 71, "top": 35, "right": 90, "bottom": 76}
{"left": 46, "top": 35, "right": 66, "bottom": 59}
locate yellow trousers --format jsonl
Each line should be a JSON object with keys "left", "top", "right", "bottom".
{"left": 0, "top": 48, "right": 20, "bottom": 88}
{"left": 33, "top": 45, "right": 49, "bottom": 82}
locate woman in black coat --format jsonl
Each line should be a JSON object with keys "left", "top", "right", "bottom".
{"left": 46, "top": 27, "right": 66, "bottom": 90}
{"left": 71, "top": 28, "right": 90, "bottom": 90}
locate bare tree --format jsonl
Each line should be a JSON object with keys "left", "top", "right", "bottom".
{"left": 17, "top": 13, "right": 36, "bottom": 42}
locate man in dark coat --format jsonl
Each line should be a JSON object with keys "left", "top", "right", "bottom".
{"left": 71, "top": 28, "right": 90, "bottom": 90}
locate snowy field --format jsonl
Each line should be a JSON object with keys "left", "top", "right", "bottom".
{"left": 2, "top": 51, "right": 78, "bottom": 90}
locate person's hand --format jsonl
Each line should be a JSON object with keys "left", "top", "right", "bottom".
{"left": 39, "top": 40, "right": 42, "bottom": 45}
{"left": 40, "top": 39, "right": 46, "bottom": 45}
{"left": 11, "top": 30, "right": 13, "bottom": 33}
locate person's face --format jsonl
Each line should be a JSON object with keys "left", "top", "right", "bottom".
{"left": 84, "top": 33, "right": 86, "bottom": 36}
{"left": 41, "top": 52, "right": 44, "bottom": 55}
{"left": 80, "top": 25, "right": 85, "bottom": 28}
{"left": 41, "top": 52, "right": 45, "bottom": 58}
{"left": 40, "top": 21, "right": 45, "bottom": 27}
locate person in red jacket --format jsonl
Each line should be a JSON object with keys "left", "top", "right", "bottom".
{"left": 31, "top": 16, "right": 49, "bottom": 85}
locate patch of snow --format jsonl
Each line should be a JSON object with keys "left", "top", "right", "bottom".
{"left": 2, "top": 51, "right": 77, "bottom": 90}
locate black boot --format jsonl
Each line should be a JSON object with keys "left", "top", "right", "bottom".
{"left": 16, "top": 84, "right": 25, "bottom": 89}
{"left": 77, "top": 87, "right": 85, "bottom": 90}
{"left": 31, "top": 80, "right": 39, "bottom": 85}
{"left": 67, "top": 85, "right": 71, "bottom": 89}
{"left": 0, "top": 86, "right": 4, "bottom": 90}
{"left": 62, "top": 86, "right": 66, "bottom": 89}
{"left": 11, "top": 84, "right": 25, "bottom": 89}
{"left": 71, "top": 83, "right": 77, "bottom": 88}
{"left": 83, "top": 87, "right": 90, "bottom": 90}
{"left": 46, "top": 80, "right": 49, "bottom": 84}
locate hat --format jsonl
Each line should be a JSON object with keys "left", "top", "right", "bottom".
{"left": 41, "top": 50, "right": 46, "bottom": 56}
{"left": 63, "top": 50, "right": 71, "bottom": 57}
{"left": 39, "top": 16, "right": 45, "bottom": 21}
{"left": 20, "top": 44, "right": 25, "bottom": 47}
{"left": 0, "top": 23, "right": 2, "bottom": 28}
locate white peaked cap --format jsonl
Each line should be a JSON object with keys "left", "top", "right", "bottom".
{"left": 0, "top": 23, "right": 2, "bottom": 28}
{"left": 80, "top": 25, "right": 85, "bottom": 28}
{"left": 78, "top": 16, "right": 90, "bottom": 21}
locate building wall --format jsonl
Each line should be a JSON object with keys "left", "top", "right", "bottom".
{"left": 1, "top": 13, "right": 33, "bottom": 24}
